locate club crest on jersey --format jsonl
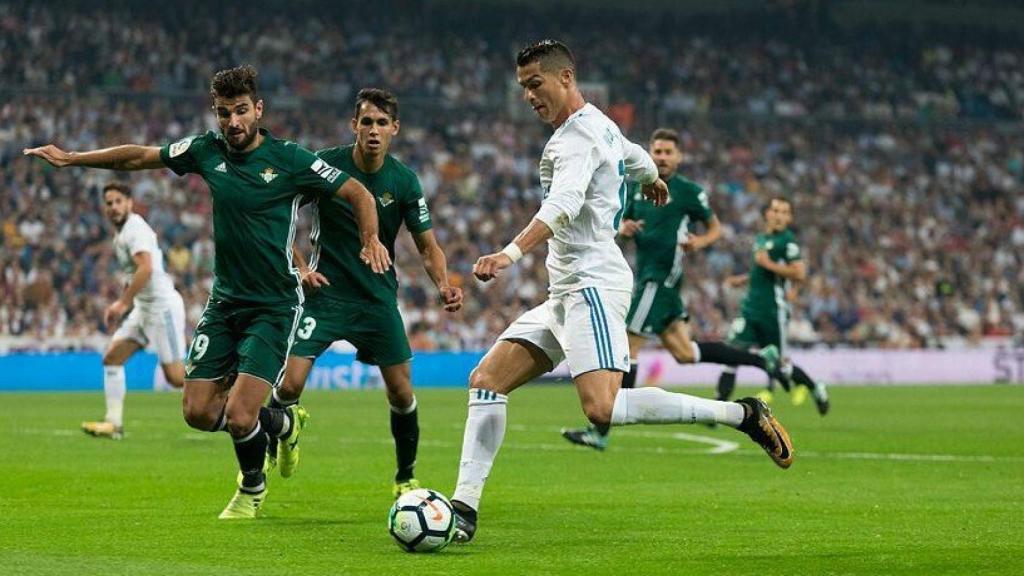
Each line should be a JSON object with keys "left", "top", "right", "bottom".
{"left": 261, "top": 167, "right": 279, "bottom": 183}
{"left": 379, "top": 191, "right": 395, "bottom": 207}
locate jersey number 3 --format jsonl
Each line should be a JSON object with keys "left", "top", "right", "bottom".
{"left": 297, "top": 317, "right": 317, "bottom": 340}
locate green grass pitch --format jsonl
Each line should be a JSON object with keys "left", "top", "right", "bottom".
{"left": 2, "top": 385, "right": 1022, "bottom": 575}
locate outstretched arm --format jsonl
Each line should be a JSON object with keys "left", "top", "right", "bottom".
{"left": 24, "top": 144, "right": 164, "bottom": 171}
{"left": 413, "top": 230, "right": 463, "bottom": 312}
{"left": 333, "top": 179, "right": 391, "bottom": 274}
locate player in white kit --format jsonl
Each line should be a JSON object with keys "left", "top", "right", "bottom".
{"left": 81, "top": 182, "right": 186, "bottom": 439}
{"left": 449, "top": 40, "right": 796, "bottom": 542}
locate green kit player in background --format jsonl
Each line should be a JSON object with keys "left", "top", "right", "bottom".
{"left": 716, "top": 197, "right": 829, "bottom": 415}
{"left": 562, "top": 128, "right": 790, "bottom": 450}
{"left": 24, "top": 65, "right": 392, "bottom": 519}
{"left": 270, "top": 88, "right": 463, "bottom": 496}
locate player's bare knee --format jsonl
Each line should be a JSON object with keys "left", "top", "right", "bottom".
{"left": 224, "top": 408, "right": 258, "bottom": 437}
{"left": 278, "top": 378, "right": 302, "bottom": 402}
{"left": 386, "top": 386, "right": 414, "bottom": 409}
{"left": 670, "top": 348, "right": 695, "bottom": 364}
{"left": 102, "top": 350, "right": 125, "bottom": 366}
{"left": 468, "top": 366, "right": 502, "bottom": 393}
{"left": 182, "top": 401, "right": 215, "bottom": 431}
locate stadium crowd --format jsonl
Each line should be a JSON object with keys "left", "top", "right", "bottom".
{"left": 2, "top": 1, "right": 1022, "bottom": 352}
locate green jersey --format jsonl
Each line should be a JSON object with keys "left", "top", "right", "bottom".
{"left": 741, "top": 228, "right": 801, "bottom": 317}
{"left": 623, "top": 173, "right": 713, "bottom": 287}
{"left": 160, "top": 129, "right": 349, "bottom": 305}
{"left": 309, "top": 145, "right": 432, "bottom": 304}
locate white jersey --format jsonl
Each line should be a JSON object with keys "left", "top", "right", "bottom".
{"left": 113, "top": 213, "right": 177, "bottom": 310}
{"left": 534, "top": 103, "right": 658, "bottom": 297}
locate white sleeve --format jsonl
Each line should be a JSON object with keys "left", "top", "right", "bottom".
{"left": 623, "top": 139, "right": 658, "bottom": 185}
{"left": 124, "top": 221, "right": 157, "bottom": 256}
{"left": 535, "top": 131, "right": 598, "bottom": 230}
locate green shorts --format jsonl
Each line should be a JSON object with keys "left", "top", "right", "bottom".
{"left": 626, "top": 281, "right": 688, "bottom": 336}
{"left": 289, "top": 295, "right": 411, "bottom": 367}
{"left": 185, "top": 297, "right": 302, "bottom": 387}
{"left": 727, "top": 310, "right": 788, "bottom": 353}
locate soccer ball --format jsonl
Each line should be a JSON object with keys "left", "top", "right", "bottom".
{"left": 387, "top": 488, "right": 456, "bottom": 553}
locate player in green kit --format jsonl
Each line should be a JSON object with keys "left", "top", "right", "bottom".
{"left": 716, "top": 197, "right": 829, "bottom": 415}
{"left": 562, "top": 128, "right": 789, "bottom": 450}
{"left": 24, "top": 66, "right": 392, "bottom": 519}
{"left": 269, "top": 88, "right": 463, "bottom": 496}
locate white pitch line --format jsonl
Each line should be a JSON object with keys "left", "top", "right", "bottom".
{"left": 22, "top": 427, "right": 1024, "bottom": 464}
{"left": 342, "top": 433, "right": 1024, "bottom": 464}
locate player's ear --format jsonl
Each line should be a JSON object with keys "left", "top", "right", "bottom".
{"left": 254, "top": 99, "right": 264, "bottom": 120}
{"left": 560, "top": 67, "right": 574, "bottom": 87}
{"left": 392, "top": 119, "right": 400, "bottom": 135}
{"left": 350, "top": 116, "right": 358, "bottom": 134}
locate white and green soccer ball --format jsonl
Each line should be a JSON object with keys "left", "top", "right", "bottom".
{"left": 388, "top": 488, "right": 455, "bottom": 553}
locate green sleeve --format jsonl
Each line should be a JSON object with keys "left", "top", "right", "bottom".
{"left": 291, "top": 145, "right": 350, "bottom": 201}
{"left": 402, "top": 171, "right": 432, "bottom": 234}
{"left": 784, "top": 236, "right": 802, "bottom": 263}
{"left": 159, "top": 133, "right": 207, "bottom": 176}
{"left": 689, "top": 184, "right": 714, "bottom": 223}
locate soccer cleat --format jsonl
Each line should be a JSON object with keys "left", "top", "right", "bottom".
{"left": 560, "top": 424, "right": 608, "bottom": 451}
{"left": 81, "top": 421, "right": 123, "bottom": 440}
{"left": 791, "top": 385, "right": 809, "bottom": 406}
{"left": 812, "top": 381, "right": 831, "bottom": 416}
{"left": 278, "top": 405, "right": 308, "bottom": 478}
{"left": 218, "top": 487, "right": 267, "bottom": 519}
{"left": 393, "top": 478, "right": 422, "bottom": 498}
{"left": 451, "top": 500, "right": 478, "bottom": 543}
{"left": 754, "top": 389, "right": 774, "bottom": 405}
{"left": 735, "top": 397, "right": 793, "bottom": 469}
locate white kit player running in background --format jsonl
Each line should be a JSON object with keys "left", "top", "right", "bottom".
{"left": 448, "top": 40, "right": 796, "bottom": 543}
{"left": 82, "top": 182, "right": 187, "bottom": 439}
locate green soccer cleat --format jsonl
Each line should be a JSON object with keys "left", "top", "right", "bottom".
{"left": 218, "top": 487, "right": 267, "bottom": 520}
{"left": 278, "top": 405, "right": 308, "bottom": 478}
{"left": 560, "top": 424, "right": 609, "bottom": 451}
{"left": 393, "top": 478, "right": 422, "bottom": 498}
{"left": 791, "top": 384, "right": 809, "bottom": 406}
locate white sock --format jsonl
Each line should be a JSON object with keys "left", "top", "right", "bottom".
{"left": 103, "top": 365, "right": 126, "bottom": 428}
{"left": 452, "top": 389, "right": 508, "bottom": 511}
{"left": 690, "top": 342, "right": 702, "bottom": 363}
{"left": 610, "top": 387, "right": 745, "bottom": 427}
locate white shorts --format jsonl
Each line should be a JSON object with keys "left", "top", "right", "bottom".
{"left": 499, "top": 287, "right": 630, "bottom": 378}
{"left": 112, "top": 291, "right": 187, "bottom": 365}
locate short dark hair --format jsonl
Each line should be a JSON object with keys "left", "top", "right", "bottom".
{"left": 103, "top": 181, "right": 132, "bottom": 198}
{"left": 210, "top": 65, "right": 259, "bottom": 101}
{"left": 650, "top": 128, "right": 680, "bottom": 146}
{"left": 763, "top": 196, "right": 793, "bottom": 215}
{"left": 354, "top": 88, "right": 399, "bottom": 121}
{"left": 516, "top": 39, "right": 575, "bottom": 73}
